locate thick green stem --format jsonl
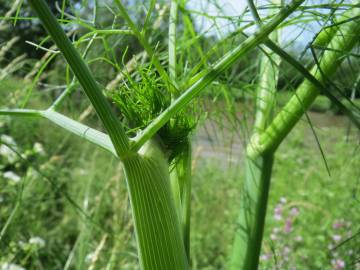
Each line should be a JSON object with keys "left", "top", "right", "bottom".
{"left": 230, "top": 153, "right": 274, "bottom": 269}
{"left": 28, "top": 0, "right": 130, "bottom": 160}
{"left": 248, "top": 7, "right": 360, "bottom": 158}
{"left": 170, "top": 140, "right": 192, "bottom": 259}
{"left": 123, "top": 140, "right": 188, "bottom": 270}
{"left": 253, "top": 45, "right": 279, "bottom": 133}
{"left": 230, "top": 2, "right": 280, "bottom": 268}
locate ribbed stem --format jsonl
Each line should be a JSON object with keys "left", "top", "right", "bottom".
{"left": 123, "top": 140, "right": 188, "bottom": 270}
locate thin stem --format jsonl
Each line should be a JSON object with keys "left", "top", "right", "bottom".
{"left": 180, "top": 0, "right": 206, "bottom": 64}
{"left": 0, "top": 108, "right": 41, "bottom": 117}
{"left": 75, "top": 29, "right": 133, "bottom": 44}
{"left": 142, "top": 0, "right": 156, "bottom": 31}
{"left": 0, "top": 109, "right": 116, "bottom": 156}
{"left": 114, "top": 0, "right": 173, "bottom": 92}
{"left": 247, "top": 0, "right": 263, "bottom": 25}
{"left": 50, "top": 31, "right": 98, "bottom": 111}
{"left": 180, "top": 140, "right": 192, "bottom": 259}
{"left": 169, "top": 0, "right": 178, "bottom": 100}
{"left": 50, "top": 78, "right": 77, "bottom": 110}
{"left": 42, "top": 110, "right": 116, "bottom": 157}
{"left": 131, "top": 0, "right": 305, "bottom": 151}
{"left": 170, "top": 139, "right": 192, "bottom": 259}
{"left": 28, "top": 0, "right": 130, "bottom": 160}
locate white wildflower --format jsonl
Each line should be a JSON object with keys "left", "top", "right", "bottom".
{"left": 25, "top": 168, "right": 39, "bottom": 179}
{"left": 260, "top": 254, "right": 271, "bottom": 261}
{"left": 85, "top": 252, "right": 95, "bottom": 263}
{"left": 272, "top": 227, "right": 280, "bottom": 234}
{"left": 331, "top": 259, "right": 345, "bottom": 270}
{"left": 33, "top": 142, "right": 45, "bottom": 155}
{"left": 0, "top": 263, "right": 26, "bottom": 270}
{"left": 79, "top": 169, "right": 87, "bottom": 176}
{"left": 294, "top": 235, "right": 303, "bottom": 242}
{"left": 1, "top": 135, "right": 17, "bottom": 146}
{"left": 290, "top": 207, "right": 300, "bottom": 216}
{"left": 18, "top": 240, "right": 26, "bottom": 249}
{"left": 29, "top": 236, "right": 45, "bottom": 248}
{"left": 332, "top": 235, "right": 342, "bottom": 242}
{"left": 0, "top": 145, "right": 18, "bottom": 163}
{"left": 3, "top": 171, "right": 21, "bottom": 183}
{"left": 283, "top": 246, "right": 291, "bottom": 255}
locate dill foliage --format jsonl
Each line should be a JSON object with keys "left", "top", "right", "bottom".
{"left": 108, "top": 64, "right": 196, "bottom": 159}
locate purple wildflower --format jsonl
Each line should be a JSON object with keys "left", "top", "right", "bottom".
{"left": 290, "top": 207, "right": 300, "bottom": 217}
{"left": 331, "top": 259, "right": 345, "bottom": 270}
{"left": 332, "top": 235, "right": 341, "bottom": 242}
{"left": 274, "top": 206, "right": 282, "bottom": 220}
{"left": 284, "top": 218, "right": 293, "bottom": 234}
{"left": 294, "top": 235, "right": 303, "bottom": 242}
{"left": 270, "top": 233, "right": 277, "bottom": 241}
{"left": 260, "top": 254, "right": 271, "bottom": 261}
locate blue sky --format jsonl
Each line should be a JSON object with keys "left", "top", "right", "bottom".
{"left": 186, "top": 0, "right": 332, "bottom": 47}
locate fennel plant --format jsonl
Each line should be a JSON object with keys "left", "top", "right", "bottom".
{"left": 0, "top": 0, "right": 359, "bottom": 269}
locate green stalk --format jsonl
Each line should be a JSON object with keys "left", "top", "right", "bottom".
{"left": 0, "top": 109, "right": 116, "bottom": 156}
{"left": 28, "top": 0, "right": 130, "bottom": 160}
{"left": 27, "top": 3, "right": 189, "bottom": 269}
{"left": 123, "top": 139, "right": 188, "bottom": 270}
{"left": 114, "top": 0, "right": 172, "bottom": 90}
{"left": 230, "top": 1, "right": 281, "bottom": 267}
{"left": 181, "top": 141, "right": 192, "bottom": 259}
{"left": 180, "top": 0, "right": 206, "bottom": 64}
{"left": 230, "top": 153, "right": 274, "bottom": 269}
{"left": 257, "top": 11, "right": 360, "bottom": 128}
{"left": 170, "top": 140, "right": 192, "bottom": 258}
{"left": 131, "top": 0, "right": 305, "bottom": 151}
{"left": 169, "top": 0, "right": 178, "bottom": 99}
{"left": 2, "top": 109, "right": 189, "bottom": 269}
{"left": 248, "top": 6, "right": 360, "bottom": 159}
{"left": 168, "top": 1, "right": 192, "bottom": 257}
